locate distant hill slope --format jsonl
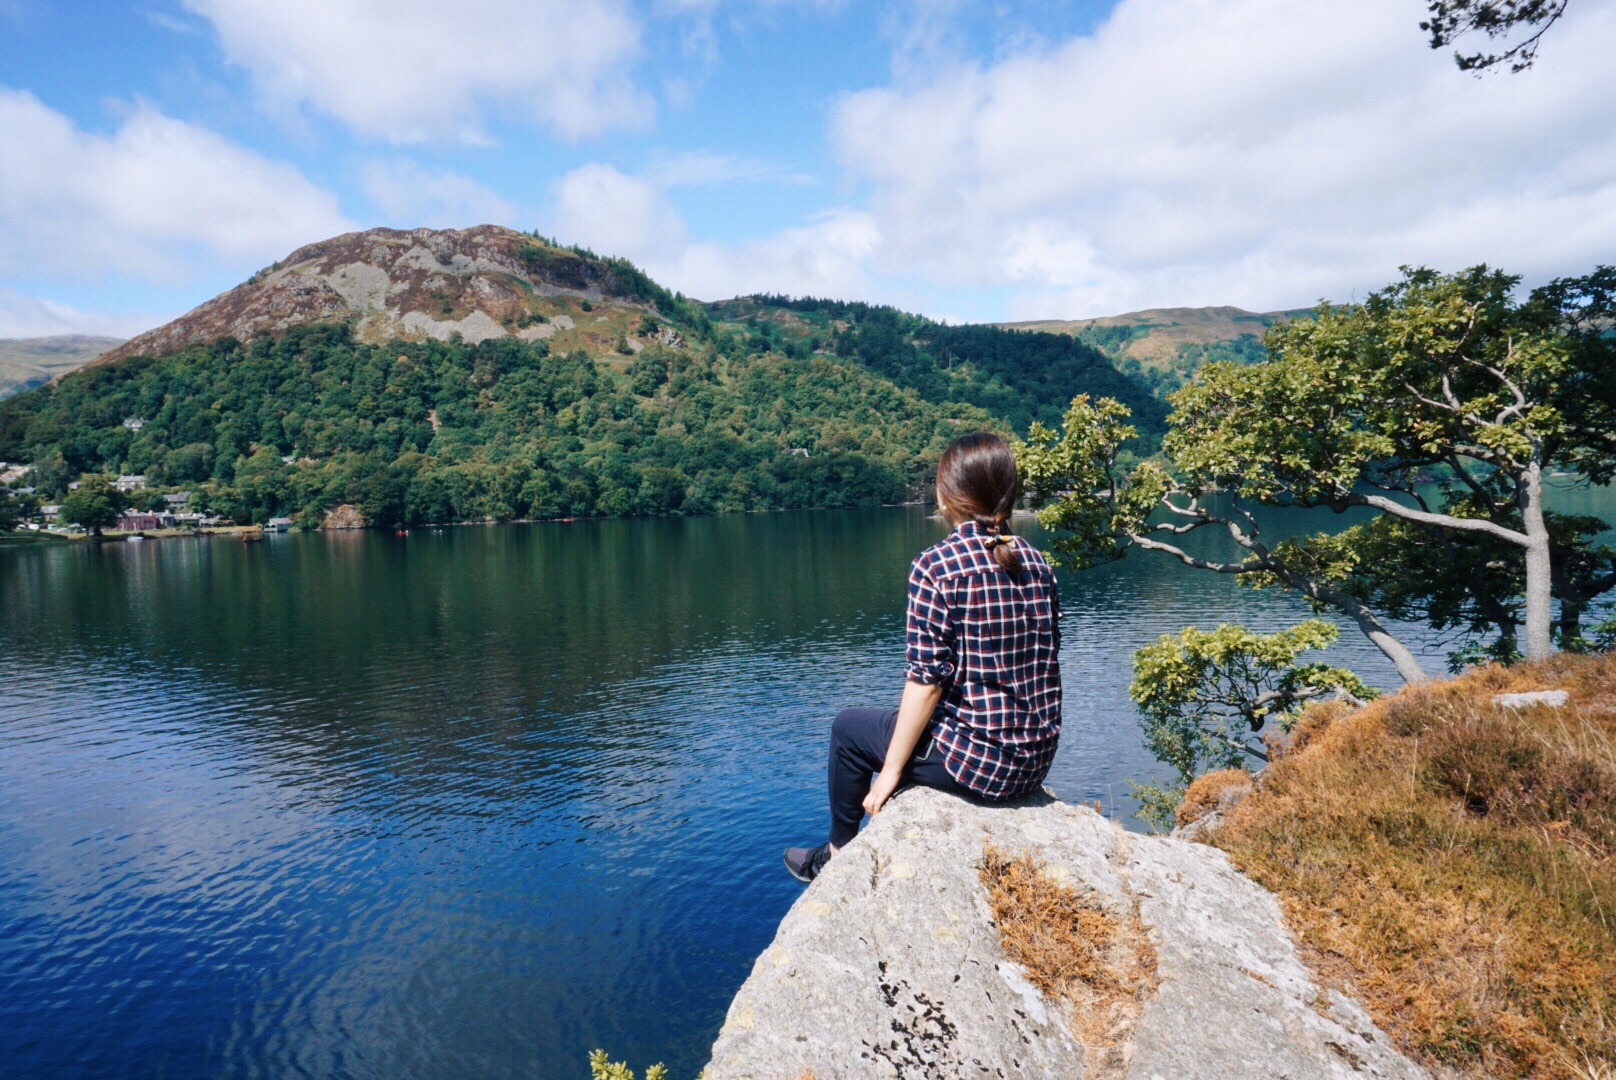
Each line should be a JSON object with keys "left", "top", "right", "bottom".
{"left": 1001, "top": 305, "right": 1316, "bottom": 398}
{"left": 0, "top": 226, "right": 1162, "bottom": 528}
{"left": 0, "top": 335, "right": 123, "bottom": 398}
{"left": 713, "top": 295, "right": 1166, "bottom": 438}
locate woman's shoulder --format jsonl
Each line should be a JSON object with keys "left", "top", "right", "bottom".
{"left": 911, "top": 534, "right": 960, "bottom": 575}
{"left": 1013, "top": 535, "right": 1057, "bottom": 578}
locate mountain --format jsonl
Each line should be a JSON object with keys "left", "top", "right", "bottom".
{"left": 92, "top": 225, "right": 679, "bottom": 370}
{"left": 1000, "top": 305, "right": 1315, "bottom": 398}
{"left": 0, "top": 226, "right": 1163, "bottom": 529}
{"left": 0, "top": 335, "right": 124, "bottom": 398}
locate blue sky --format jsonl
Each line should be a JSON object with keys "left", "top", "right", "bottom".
{"left": 1, "top": 0, "right": 1614, "bottom": 338}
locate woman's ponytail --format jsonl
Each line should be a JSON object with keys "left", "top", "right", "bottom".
{"left": 937, "top": 433, "right": 1024, "bottom": 580}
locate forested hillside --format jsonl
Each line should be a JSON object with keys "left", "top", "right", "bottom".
{"left": 716, "top": 296, "right": 1166, "bottom": 433}
{"left": 0, "top": 227, "right": 1163, "bottom": 529}
{"left": 1002, "top": 306, "right": 1312, "bottom": 398}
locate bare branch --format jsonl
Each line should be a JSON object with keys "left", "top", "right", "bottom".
{"left": 1131, "top": 534, "right": 1268, "bottom": 575}
{"left": 1345, "top": 492, "right": 1530, "bottom": 544}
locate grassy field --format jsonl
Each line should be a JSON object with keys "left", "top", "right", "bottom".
{"left": 1192, "top": 655, "right": 1616, "bottom": 1078}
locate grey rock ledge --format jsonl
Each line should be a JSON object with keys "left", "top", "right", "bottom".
{"left": 705, "top": 787, "right": 1427, "bottom": 1079}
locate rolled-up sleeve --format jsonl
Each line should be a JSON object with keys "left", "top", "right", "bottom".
{"left": 905, "top": 560, "right": 955, "bottom": 685}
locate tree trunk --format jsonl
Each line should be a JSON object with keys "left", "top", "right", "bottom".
{"left": 1557, "top": 598, "right": 1583, "bottom": 644}
{"left": 1520, "top": 457, "right": 1554, "bottom": 660}
{"left": 1300, "top": 577, "right": 1429, "bottom": 685}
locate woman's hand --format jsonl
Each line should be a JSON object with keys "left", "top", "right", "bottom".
{"left": 863, "top": 769, "right": 902, "bottom": 817}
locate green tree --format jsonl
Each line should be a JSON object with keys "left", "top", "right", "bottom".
{"left": 58, "top": 478, "right": 127, "bottom": 536}
{"left": 1126, "top": 621, "right": 1373, "bottom": 827}
{"left": 0, "top": 499, "right": 20, "bottom": 532}
{"left": 1020, "top": 266, "right": 1616, "bottom": 680}
{"left": 1422, "top": 0, "right": 1572, "bottom": 72}
{"left": 1131, "top": 621, "right": 1373, "bottom": 781}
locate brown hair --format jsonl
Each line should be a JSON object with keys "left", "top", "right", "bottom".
{"left": 936, "top": 431, "right": 1023, "bottom": 578}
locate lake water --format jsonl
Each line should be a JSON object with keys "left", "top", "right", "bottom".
{"left": 1, "top": 498, "right": 1610, "bottom": 1078}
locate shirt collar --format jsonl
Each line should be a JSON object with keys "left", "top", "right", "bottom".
{"left": 954, "top": 519, "right": 985, "bottom": 537}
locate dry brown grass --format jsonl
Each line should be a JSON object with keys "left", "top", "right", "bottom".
{"left": 1206, "top": 653, "right": 1616, "bottom": 1079}
{"left": 1176, "top": 766, "right": 1255, "bottom": 828}
{"left": 980, "top": 845, "right": 1158, "bottom": 1077}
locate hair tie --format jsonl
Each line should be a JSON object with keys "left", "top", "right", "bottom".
{"left": 984, "top": 533, "right": 1010, "bottom": 550}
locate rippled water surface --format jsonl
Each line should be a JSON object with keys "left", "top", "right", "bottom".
{"left": 1, "top": 501, "right": 1606, "bottom": 1077}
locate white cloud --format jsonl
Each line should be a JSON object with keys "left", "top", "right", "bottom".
{"left": 547, "top": 161, "right": 878, "bottom": 302}
{"left": 0, "top": 286, "right": 167, "bottom": 340}
{"left": 551, "top": 163, "right": 689, "bottom": 263}
{"left": 671, "top": 209, "right": 881, "bottom": 300}
{"left": 359, "top": 158, "right": 516, "bottom": 228}
{"left": 644, "top": 149, "right": 812, "bottom": 188}
{"left": 184, "top": 0, "right": 651, "bottom": 143}
{"left": 0, "top": 88, "right": 353, "bottom": 283}
{"left": 831, "top": 0, "right": 1616, "bottom": 317}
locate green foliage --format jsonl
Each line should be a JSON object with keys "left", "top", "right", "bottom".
{"left": 1266, "top": 502, "right": 1616, "bottom": 667}
{"left": 0, "top": 321, "right": 990, "bottom": 527}
{"left": 1130, "top": 620, "right": 1375, "bottom": 786}
{"left": 58, "top": 477, "right": 127, "bottom": 535}
{"left": 1020, "top": 264, "right": 1616, "bottom": 675}
{"left": 1421, "top": 0, "right": 1571, "bottom": 72}
{"left": 587, "top": 1050, "right": 669, "bottom": 1080}
{"left": 1127, "top": 780, "right": 1185, "bottom": 833}
{"left": 1017, "top": 395, "right": 1156, "bottom": 569}
{"left": 0, "top": 498, "right": 19, "bottom": 531}
{"left": 717, "top": 295, "right": 1165, "bottom": 439}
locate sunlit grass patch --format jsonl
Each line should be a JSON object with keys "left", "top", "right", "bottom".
{"left": 979, "top": 845, "right": 1158, "bottom": 1075}
{"left": 1175, "top": 766, "right": 1254, "bottom": 829}
{"left": 1207, "top": 653, "right": 1616, "bottom": 1078}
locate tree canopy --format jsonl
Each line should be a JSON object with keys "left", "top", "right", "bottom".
{"left": 1021, "top": 264, "right": 1616, "bottom": 681}
{"left": 1127, "top": 620, "right": 1373, "bottom": 826}
{"left": 1422, "top": 0, "right": 1574, "bottom": 72}
{"left": 58, "top": 478, "right": 126, "bottom": 536}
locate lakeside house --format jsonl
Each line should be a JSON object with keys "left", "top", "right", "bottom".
{"left": 164, "top": 491, "right": 192, "bottom": 508}
{"left": 116, "top": 511, "right": 173, "bottom": 531}
{"left": 266, "top": 517, "right": 295, "bottom": 531}
{"left": 114, "top": 475, "right": 147, "bottom": 493}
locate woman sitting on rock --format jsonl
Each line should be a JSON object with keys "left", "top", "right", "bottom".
{"left": 785, "top": 431, "right": 1063, "bottom": 883}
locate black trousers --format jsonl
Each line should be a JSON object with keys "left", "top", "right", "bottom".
{"left": 827, "top": 706, "right": 968, "bottom": 847}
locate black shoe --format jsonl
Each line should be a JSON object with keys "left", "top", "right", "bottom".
{"left": 783, "top": 843, "right": 833, "bottom": 883}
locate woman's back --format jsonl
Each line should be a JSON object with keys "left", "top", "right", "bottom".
{"left": 906, "top": 520, "right": 1061, "bottom": 799}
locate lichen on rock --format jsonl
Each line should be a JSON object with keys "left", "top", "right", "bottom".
{"left": 704, "top": 786, "right": 1427, "bottom": 1079}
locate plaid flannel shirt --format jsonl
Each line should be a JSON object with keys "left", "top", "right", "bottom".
{"left": 905, "top": 519, "right": 1062, "bottom": 799}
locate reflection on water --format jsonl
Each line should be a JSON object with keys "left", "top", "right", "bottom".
{"left": 0, "top": 498, "right": 1606, "bottom": 1077}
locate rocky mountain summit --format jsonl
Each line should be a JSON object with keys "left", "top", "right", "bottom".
{"left": 706, "top": 787, "right": 1426, "bottom": 1079}
{"left": 93, "top": 225, "right": 672, "bottom": 368}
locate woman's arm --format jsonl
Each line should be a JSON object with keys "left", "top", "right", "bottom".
{"left": 862, "top": 678, "right": 944, "bottom": 818}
